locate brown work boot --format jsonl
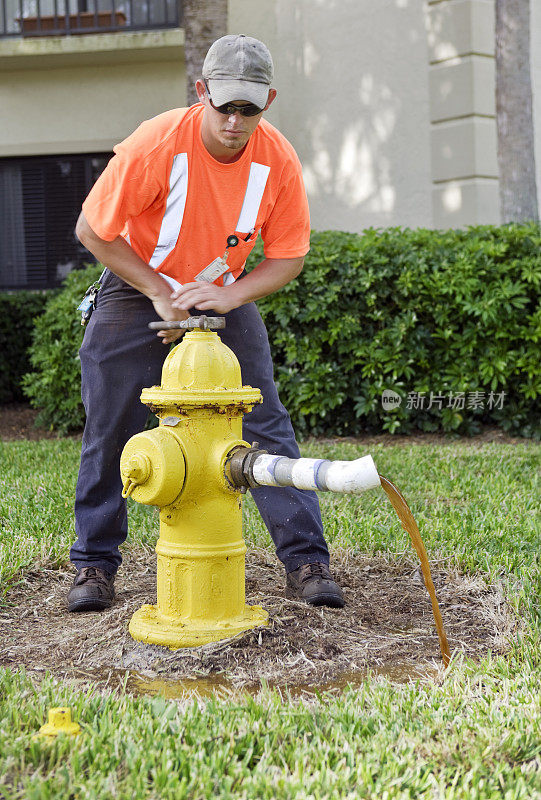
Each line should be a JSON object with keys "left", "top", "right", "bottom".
{"left": 286, "top": 562, "right": 345, "bottom": 608}
{"left": 67, "top": 567, "right": 115, "bottom": 612}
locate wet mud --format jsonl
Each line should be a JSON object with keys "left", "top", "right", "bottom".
{"left": 0, "top": 548, "right": 517, "bottom": 697}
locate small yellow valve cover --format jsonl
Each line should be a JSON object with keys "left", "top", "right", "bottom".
{"left": 120, "top": 428, "right": 186, "bottom": 506}
{"left": 34, "top": 707, "right": 81, "bottom": 739}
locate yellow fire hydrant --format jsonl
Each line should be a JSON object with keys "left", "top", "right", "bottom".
{"left": 120, "top": 316, "right": 268, "bottom": 648}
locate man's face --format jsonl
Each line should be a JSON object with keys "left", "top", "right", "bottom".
{"left": 196, "top": 80, "right": 276, "bottom": 159}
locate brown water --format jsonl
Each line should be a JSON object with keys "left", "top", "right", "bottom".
{"left": 128, "top": 662, "right": 440, "bottom": 700}
{"left": 379, "top": 476, "right": 451, "bottom": 667}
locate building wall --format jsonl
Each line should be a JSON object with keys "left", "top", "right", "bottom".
{"left": 234, "top": 0, "right": 540, "bottom": 230}
{"left": 426, "top": 0, "right": 500, "bottom": 227}
{"left": 0, "top": 30, "right": 186, "bottom": 156}
{"left": 231, "top": 0, "right": 433, "bottom": 231}
{"left": 1, "top": 1, "right": 540, "bottom": 232}
{"left": 1, "top": 61, "right": 186, "bottom": 156}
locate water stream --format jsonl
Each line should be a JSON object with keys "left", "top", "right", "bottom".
{"left": 379, "top": 475, "right": 451, "bottom": 666}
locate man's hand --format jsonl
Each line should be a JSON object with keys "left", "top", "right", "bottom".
{"left": 170, "top": 258, "right": 305, "bottom": 315}
{"left": 151, "top": 295, "right": 190, "bottom": 344}
{"left": 75, "top": 212, "right": 190, "bottom": 344}
{"left": 170, "top": 282, "right": 237, "bottom": 315}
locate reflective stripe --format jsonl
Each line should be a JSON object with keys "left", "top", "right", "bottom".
{"left": 148, "top": 156, "right": 268, "bottom": 285}
{"left": 161, "top": 274, "right": 183, "bottom": 292}
{"left": 127, "top": 215, "right": 184, "bottom": 290}
{"left": 222, "top": 272, "right": 236, "bottom": 286}
{"left": 149, "top": 153, "right": 188, "bottom": 269}
{"left": 235, "top": 162, "right": 270, "bottom": 233}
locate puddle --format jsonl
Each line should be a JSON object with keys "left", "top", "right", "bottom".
{"left": 128, "top": 662, "right": 441, "bottom": 700}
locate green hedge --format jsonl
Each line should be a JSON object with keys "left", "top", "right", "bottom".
{"left": 0, "top": 291, "right": 51, "bottom": 404}
{"left": 22, "top": 266, "right": 103, "bottom": 432}
{"left": 22, "top": 224, "right": 540, "bottom": 437}
{"left": 251, "top": 223, "right": 540, "bottom": 438}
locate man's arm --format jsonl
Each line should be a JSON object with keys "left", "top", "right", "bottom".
{"left": 76, "top": 212, "right": 188, "bottom": 343}
{"left": 170, "top": 256, "right": 304, "bottom": 315}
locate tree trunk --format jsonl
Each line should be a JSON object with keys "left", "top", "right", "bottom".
{"left": 495, "top": 0, "right": 539, "bottom": 222}
{"left": 183, "top": 0, "right": 228, "bottom": 106}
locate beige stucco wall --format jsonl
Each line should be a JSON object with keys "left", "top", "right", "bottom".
{"left": 1, "top": 61, "right": 185, "bottom": 155}
{"left": 231, "top": 0, "right": 433, "bottom": 231}
{"left": 0, "top": 30, "right": 186, "bottom": 156}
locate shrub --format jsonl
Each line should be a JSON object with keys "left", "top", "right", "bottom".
{"left": 0, "top": 291, "right": 51, "bottom": 403}
{"left": 22, "top": 265, "right": 103, "bottom": 433}
{"left": 23, "top": 224, "right": 540, "bottom": 437}
{"left": 250, "top": 223, "right": 540, "bottom": 438}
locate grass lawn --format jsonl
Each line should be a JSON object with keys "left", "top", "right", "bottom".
{"left": 0, "top": 437, "right": 539, "bottom": 799}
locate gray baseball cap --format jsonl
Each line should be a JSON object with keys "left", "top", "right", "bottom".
{"left": 202, "top": 34, "right": 274, "bottom": 110}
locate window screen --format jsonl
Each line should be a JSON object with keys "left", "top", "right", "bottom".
{"left": 0, "top": 153, "right": 112, "bottom": 290}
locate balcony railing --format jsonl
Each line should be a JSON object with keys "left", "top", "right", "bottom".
{"left": 1, "top": 0, "right": 182, "bottom": 38}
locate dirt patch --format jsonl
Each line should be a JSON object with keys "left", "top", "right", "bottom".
{"left": 0, "top": 549, "right": 517, "bottom": 695}
{"left": 309, "top": 430, "right": 532, "bottom": 448}
{"left": 0, "top": 403, "right": 530, "bottom": 445}
{"left": 0, "top": 404, "right": 71, "bottom": 441}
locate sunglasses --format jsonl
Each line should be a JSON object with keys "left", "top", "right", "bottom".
{"left": 205, "top": 84, "right": 264, "bottom": 117}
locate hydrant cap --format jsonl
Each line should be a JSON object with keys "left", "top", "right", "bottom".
{"left": 161, "top": 331, "right": 241, "bottom": 391}
{"left": 120, "top": 429, "right": 186, "bottom": 506}
{"left": 143, "top": 329, "right": 262, "bottom": 409}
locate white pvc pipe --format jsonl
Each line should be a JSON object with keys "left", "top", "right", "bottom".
{"left": 323, "top": 457, "right": 381, "bottom": 493}
{"left": 251, "top": 454, "right": 380, "bottom": 494}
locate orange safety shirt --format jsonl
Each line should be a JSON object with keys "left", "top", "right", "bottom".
{"left": 82, "top": 104, "right": 310, "bottom": 290}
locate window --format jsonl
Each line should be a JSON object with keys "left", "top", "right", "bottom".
{"left": 1, "top": 1, "right": 181, "bottom": 37}
{"left": 0, "top": 153, "right": 112, "bottom": 290}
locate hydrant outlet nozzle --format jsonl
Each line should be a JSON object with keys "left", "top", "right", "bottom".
{"left": 120, "top": 429, "right": 186, "bottom": 506}
{"left": 226, "top": 446, "right": 268, "bottom": 489}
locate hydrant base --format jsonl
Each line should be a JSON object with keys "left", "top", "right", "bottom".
{"left": 129, "top": 603, "right": 269, "bottom": 649}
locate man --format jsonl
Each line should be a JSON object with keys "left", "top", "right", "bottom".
{"left": 68, "top": 34, "right": 344, "bottom": 613}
